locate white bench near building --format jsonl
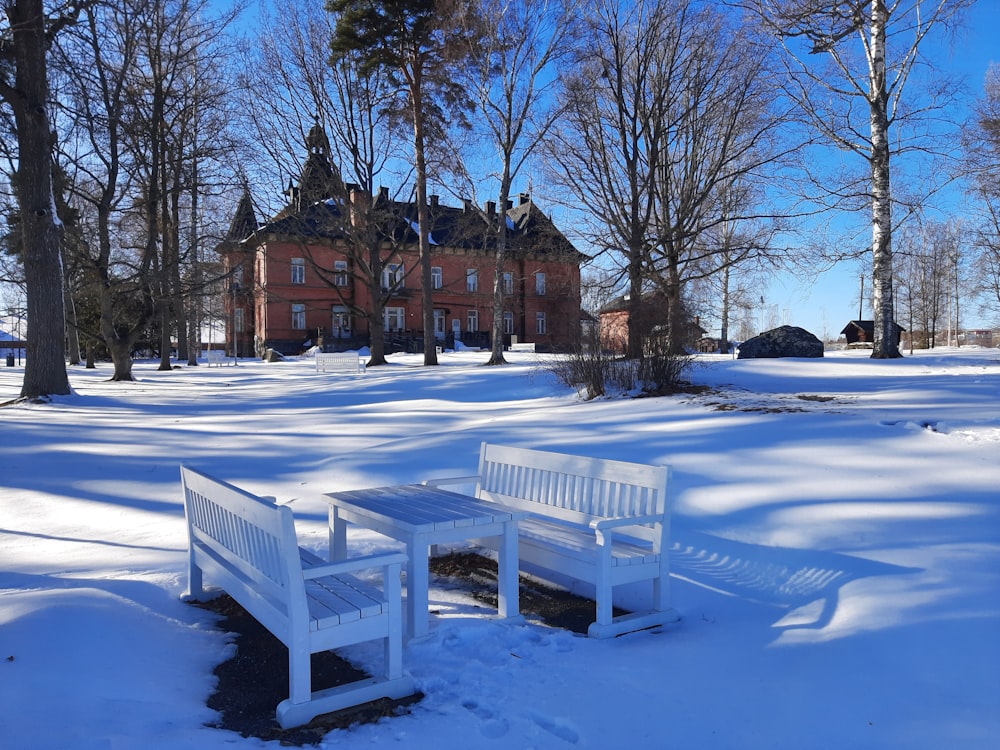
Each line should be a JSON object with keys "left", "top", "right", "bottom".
{"left": 425, "top": 443, "right": 679, "bottom": 639}
{"left": 206, "top": 349, "right": 227, "bottom": 366}
{"left": 180, "top": 465, "right": 414, "bottom": 728}
{"left": 316, "top": 352, "right": 365, "bottom": 373}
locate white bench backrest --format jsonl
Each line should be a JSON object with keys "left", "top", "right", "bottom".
{"left": 476, "top": 444, "right": 668, "bottom": 532}
{"left": 316, "top": 353, "right": 362, "bottom": 372}
{"left": 181, "top": 466, "right": 305, "bottom": 617}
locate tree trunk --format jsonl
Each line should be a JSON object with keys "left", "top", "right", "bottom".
{"left": 64, "top": 279, "right": 81, "bottom": 366}
{"left": 720, "top": 263, "right": 731, "bottom": 354}
{"left": 7, "top": 0, "right": 71, "bottom": 399}
{"left": 410, "top": 62, "right": 438, "bottom": 366}
{"left": 869, "top": 0, "right": 901, "bottom": 359}
{"left": 487, "top": 180, "right": 512, "bottom": 366}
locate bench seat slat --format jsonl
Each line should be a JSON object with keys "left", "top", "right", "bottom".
{"left": 519, "top": 518, "right": 659, "bottom": 566}
{"left": 305, "top": 576, "right": 385, "bottom": 628}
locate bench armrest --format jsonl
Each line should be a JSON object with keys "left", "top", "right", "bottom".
{"left": 589, "top": 514, "right": 664, "bottom": 531}
{"left": 421, "top": 475, "right": 480, "bottom": 488}
{"left": 302, "top": 551, "right": 408, "bottom": 580}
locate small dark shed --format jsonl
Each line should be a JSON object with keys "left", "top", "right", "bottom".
{"left": 840, "top": 320, "right": 905, "bottom": 347}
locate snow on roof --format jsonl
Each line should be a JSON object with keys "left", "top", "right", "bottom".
{"left": 408, "top": 218, "right": 439, "bottom": 245}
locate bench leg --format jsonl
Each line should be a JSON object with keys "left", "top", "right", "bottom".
{"left": 288, "top": 635, "right": 312, "bottom": 706}
{"left": 594, "top": 535, "right": 614, "bottom": 629}
{"left": 496, "top": 520, "right": 521, "bottom": 621}
{"left": 406, "top": 536, "right": 429, "bottom": 639}
{"left": 652, "top": 574, "right": 670, "bottom": 613}
{"left": 329, "top": 506, "right": 348, "bottom": 560}
{"left": 385, "top": 562, "right": 404, "bottom": 679}
{"left": 183, "top": 556, "right": 204, "bottom": 600}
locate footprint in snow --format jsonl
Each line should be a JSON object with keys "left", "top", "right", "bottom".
{"left": 530, "top": 712, "right": 581, "bottom": 744}
{"left": 462, "top": 699, "right": 510, "bottom": 739}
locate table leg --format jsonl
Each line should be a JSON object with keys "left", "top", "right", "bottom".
{"left": 406, "top": 535, "right": 430, "bottom": 640}
{"left": 496, "top": 519, "right": 521, "bottom": 620}
{"left": 329, "top": 506, "right": 347, "bottom": 560}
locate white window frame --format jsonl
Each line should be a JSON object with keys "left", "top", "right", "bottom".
{"left": 536, "top": 311, "right": 547, "bottom": 334}
{"left": 332, "top": 305, "right": 351, "bottom": 337}
{"left": 434, "top": 309, "right": 446, "bottom": 336}
{"left": 291, "top": 257, "right": 305, "bottom": 284}
{"left": 502, "top": 272, "right": 513, "bottom": 295}
{"left": 334, "top": 260, "right": 348, "bottom": 287}
{"left": 535, "top": 272, "right": 546, "bottom": 295}
{"left": 467, "top": 309, "right": 479, "bottom": 332}
{"left": 382, "top": 262, "right": 404, "bottom": 290}
{"left": 384, "top": 306, "right": 405, "bottom": 331}
{"left": 432, "top": 266, "right": 443, "bottom": 289}
{"left": 467, "top": 268, "right": 478, "bottom": 292}
{"left": 292, "top": 303, "right": 306, "bottom": 330}
{"left": 234, "top": 307, "right": 245, "bottom": 333}
{"left": 503, "top": 311, "right": 514, "bottom": 335}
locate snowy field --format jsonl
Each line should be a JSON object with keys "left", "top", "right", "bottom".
{"left": 1, "top": 347, "right": 998, "bottom": 749}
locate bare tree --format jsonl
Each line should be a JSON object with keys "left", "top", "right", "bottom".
{"left": 237, "top": 0, "right": 403, "bottom": 365}
{"left": 451, "top": 0, "right": 579, "bottom": 365}
{"left": 965, "top": 64, "right": 1000, "bottom": 324}
{"left": 550, "top": 0, "right": 793, "bottom": 356}
{"left": 741, "top": 0, "right": 973, "bottom": 358}
{"left": 0, "top": 0, "right": 81, "bottom": 399}
{"left": 547, "top": 0, "right": 673, "bottom": 358}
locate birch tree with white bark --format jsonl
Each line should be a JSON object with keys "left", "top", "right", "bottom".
{"left": 741, "top": 0, "right": 973, "bottom": 358}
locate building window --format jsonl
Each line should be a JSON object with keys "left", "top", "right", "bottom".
{"left": 535, "top": 272, "right": 546, "bottom": 295}
{"left": 292, "top": 304, "right": 306, "bottom": 330}
{"left": 432, "top": 266, "right": 442, "bottom": 289}
{"left": 332, "top": 306, "right": 350, "bottom": 337}
{"left": 467, "top": 309, "right": 479, "bottom": 332}
{"left": 434, "top": 309, "right": 446, "bottom": 336}
{"left": 234, "top": 308, "right": 245, "bottom": 333}
{"left": 502, "top": 272, "right": 513, "bottom": 294}
{"left": 334, "top": 260, "right": 348, "bottom": 286}
{"left": 536, "top": 311, "right": 547, "bottom": 334}
{"left": 503, "top": 311, "right": 514, "bottom": 335}
{"left": 384, "top": 306, "right": 405, "bottom": 331}
{"left": 382, "top": 262, "right": 404, "bottom": 290}
{"left": 232, "top": 263, "right": 244, "bottom": 285}
{"left": 291, "top": 257, "right": 305, "bottom": 284}
{"left": 467, "top": 269, "right": 478, "bottom": 292}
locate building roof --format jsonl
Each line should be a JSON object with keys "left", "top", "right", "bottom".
{"left": 246, "top": 191, "right": 584, "bottom": 263}
{"left": 225, "top": 122, "right": 584, "bottom": 262}
{"left": 840, "top": 319, "right": 906, "bottom": 335}
{"left": 226, "top": 188, "right": 259, "bottom": 242}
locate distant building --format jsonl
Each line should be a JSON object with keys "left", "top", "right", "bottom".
{"left": 963, "top": 329, "right": 994, "bottom": 347}
{"left": 598, "top": 292, "right": 705, "bottom": 353}
{"left": 216, "top": 124, "right": 585, "bottom": 357}
{"left": 840, "top": 320, "right": 905, "bottom": 349}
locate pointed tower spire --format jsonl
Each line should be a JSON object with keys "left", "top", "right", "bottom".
{"left": 227, "top": 186, "right": 258, "bottom": 241}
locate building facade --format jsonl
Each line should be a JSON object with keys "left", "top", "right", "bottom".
{"left": 216, "top": 126, "right": 585, "bottom": 357}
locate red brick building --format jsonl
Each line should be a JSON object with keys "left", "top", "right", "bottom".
{"left": 216, "top": 126, "right": 585, "bottom": 357}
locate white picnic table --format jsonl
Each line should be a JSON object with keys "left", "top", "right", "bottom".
{"left": 324, "top": 484, "right": 527, "bottom": 640}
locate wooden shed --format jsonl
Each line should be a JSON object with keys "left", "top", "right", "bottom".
{"left": 840, "top": 320, "right": 905, "bottom": 348}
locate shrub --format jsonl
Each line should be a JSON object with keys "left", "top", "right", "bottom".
{"left": 549, "top": 334, "right": 690, "bottom": 399}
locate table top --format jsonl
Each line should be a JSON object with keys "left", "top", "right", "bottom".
{"left": 324, "top": 484, "right": 527, "bottom": 533}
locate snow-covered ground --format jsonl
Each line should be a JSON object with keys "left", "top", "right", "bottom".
{"left": 1, "top": 347, "right": 998, "bottom": 749}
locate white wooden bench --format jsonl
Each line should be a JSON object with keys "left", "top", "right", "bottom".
{"left": 180, "top": 466, "right": 414, "bottom": 728}
{"left": 425, "top": 443, "right": 679, "bottom": 639}
{"left": 206, "top": 349, "right": 227, "bottom": 366}
{"left": 316, "top": 352, "right": 365, "bottom": 373}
